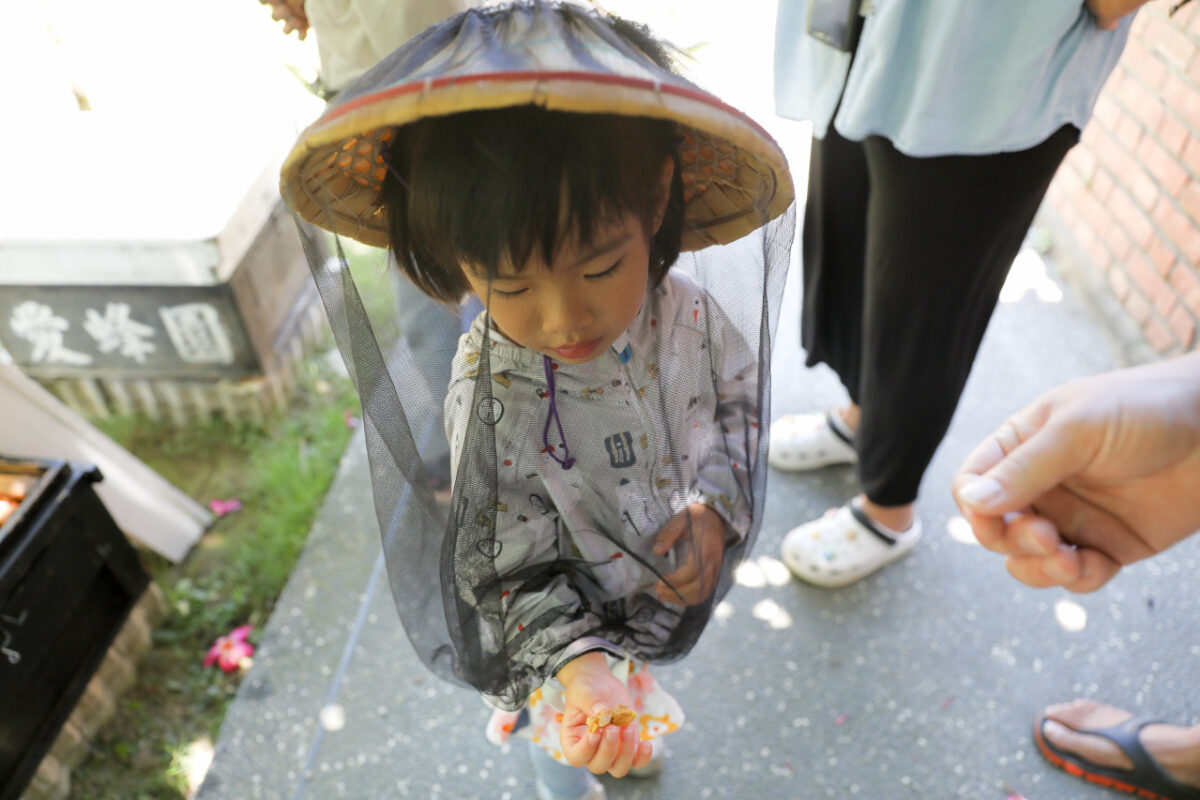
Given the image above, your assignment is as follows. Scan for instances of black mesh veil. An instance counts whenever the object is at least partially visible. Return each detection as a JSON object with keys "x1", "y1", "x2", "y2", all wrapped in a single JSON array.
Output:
[{"x1": 286, "y1": 1, "x2": 796, "y2": 711}]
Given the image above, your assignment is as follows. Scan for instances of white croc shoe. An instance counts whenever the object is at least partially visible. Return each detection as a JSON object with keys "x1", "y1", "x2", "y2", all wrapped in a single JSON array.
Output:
[
  {"x1": 768, "y1": 410, "x2": 858, "y2": 472},
  {"x1": 780, "y1": 502, "x2": 921, "y2": 588}
]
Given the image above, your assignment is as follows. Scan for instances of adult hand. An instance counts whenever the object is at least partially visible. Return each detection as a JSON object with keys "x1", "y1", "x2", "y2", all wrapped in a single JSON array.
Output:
[
  {"x1": 952, "y1": 353, "x2": 1200, "y2": 593},
  {"x1": 653, "y1": 503, "x2": 726, "y2": 605},
  {"x1": 1085, "y1": 0, "x2": 1150, "y2": 30},
  {"x1": 260, "y1": 0, "x2": 309, "y2": 39},
  {"x1": 556, "y1": 653, "x2": 653, "y2": 777}
]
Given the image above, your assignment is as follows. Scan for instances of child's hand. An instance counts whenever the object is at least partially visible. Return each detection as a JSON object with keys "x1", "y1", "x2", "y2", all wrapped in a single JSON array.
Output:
[
  {"x1": 259, "y1": 0, "x2": 309, "y2": 39},
  {"x1": 653, "y1": 503, "x2": 726, "y2": 605},
  {"x1": 556, "y1": 653, "x2": 653, "y2": 777}
]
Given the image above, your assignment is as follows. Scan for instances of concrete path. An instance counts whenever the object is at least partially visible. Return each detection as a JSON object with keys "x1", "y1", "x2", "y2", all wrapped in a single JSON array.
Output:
[{"x1": 197, "y1": 224, "x2": 1200, "y2": 799}]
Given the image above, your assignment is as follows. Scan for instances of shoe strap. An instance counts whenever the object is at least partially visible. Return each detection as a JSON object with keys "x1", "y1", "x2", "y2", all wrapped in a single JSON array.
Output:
[
  {"x1": 825, "y1": 410, "x2": 855, "y2": 447},
  {"x1": 848, "y1": 503, "x2": 898, "y2": 546}
]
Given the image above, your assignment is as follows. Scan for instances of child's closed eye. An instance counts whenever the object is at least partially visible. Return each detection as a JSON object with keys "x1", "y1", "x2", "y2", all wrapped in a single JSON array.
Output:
[
  {"x1": 492, "y1": 286, "x2": 528, "y2": 298},
  {"x1": 585, "y1": 258, "x2": 623, "y2": 280}
]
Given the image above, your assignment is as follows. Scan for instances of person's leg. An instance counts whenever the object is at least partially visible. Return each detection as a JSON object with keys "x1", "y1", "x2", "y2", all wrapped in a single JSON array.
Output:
[
  {"x1": 800, "y1": 123, "x2": 871, "y2": 398},
  {"x1": 529, "y1": 740, "x2": 604, "y2": 800},
  {"x1": 767, "y1": 124, "x2": 870, "y2": 473},
  {"x1": 854, "y1": 124, "x2": 1081, "y2": 515},
  {"x1": 781, "y1": 125, "x2": 1080, "y2": 586},
  {"x1": 1037, "y1": 699, "x2": 1200, "y2": 792}
]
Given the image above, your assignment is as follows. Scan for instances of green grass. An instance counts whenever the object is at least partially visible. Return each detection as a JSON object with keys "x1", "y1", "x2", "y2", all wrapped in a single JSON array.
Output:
[{"x1": 68, "y1": 356, "x2": 359, "y2": 799}]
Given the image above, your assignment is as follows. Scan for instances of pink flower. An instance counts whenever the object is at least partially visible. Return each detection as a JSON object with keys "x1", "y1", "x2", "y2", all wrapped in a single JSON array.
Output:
[
  {"x1": 208, "y1": 498, "x2": 243, "y2": 516},
  {"x1": 204, "y1": 625, "x2": 255, "y2": 672}
]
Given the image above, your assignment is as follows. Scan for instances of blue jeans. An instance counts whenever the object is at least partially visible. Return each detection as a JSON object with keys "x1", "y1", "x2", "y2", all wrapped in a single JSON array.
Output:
[{"x1": 529, "y1": 740, "x2": 594, "y2": 799}]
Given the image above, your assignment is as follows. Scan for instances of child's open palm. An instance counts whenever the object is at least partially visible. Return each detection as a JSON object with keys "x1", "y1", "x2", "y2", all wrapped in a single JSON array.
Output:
[{"x1": 557, "y1": 654, "x2": 653, "y2": 776}]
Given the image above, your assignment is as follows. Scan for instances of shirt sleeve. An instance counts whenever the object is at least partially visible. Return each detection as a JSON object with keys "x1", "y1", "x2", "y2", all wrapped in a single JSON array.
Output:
[{"x1": 688, "y1": 296, "x2": 759, "y2": 544}]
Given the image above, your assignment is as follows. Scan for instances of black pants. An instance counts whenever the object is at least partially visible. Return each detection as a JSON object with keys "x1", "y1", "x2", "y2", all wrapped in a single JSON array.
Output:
[{"x1": 801, "y1": 123, "x2": 1079, "y2": 506}]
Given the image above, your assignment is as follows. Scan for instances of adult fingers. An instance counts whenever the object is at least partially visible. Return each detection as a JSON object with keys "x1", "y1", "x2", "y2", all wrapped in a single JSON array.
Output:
[
  {"x1": 1004, "y1": 546, "x2": 1121, "y2": 593},
  {"x1": 1025, "y1": 486, "x2": 1157, "y2": 565},
  {"x1": 956, "y1": 410, "x2": 1092, "y2": 518}
]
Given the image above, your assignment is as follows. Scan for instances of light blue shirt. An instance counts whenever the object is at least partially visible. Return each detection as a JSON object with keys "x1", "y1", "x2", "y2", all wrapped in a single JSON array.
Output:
[{"x1": 774, "y1": 0, "x2": 1133, "y2": 156}]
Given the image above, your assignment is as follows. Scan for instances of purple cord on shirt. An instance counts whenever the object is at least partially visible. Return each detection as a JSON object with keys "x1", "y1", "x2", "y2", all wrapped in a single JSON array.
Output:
[{"x1": 542, "y1": 355, "x2": 575, "y2": 470}]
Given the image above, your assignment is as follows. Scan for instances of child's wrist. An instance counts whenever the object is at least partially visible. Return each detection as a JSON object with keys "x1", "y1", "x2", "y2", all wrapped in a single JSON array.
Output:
[{"x1": 554, "y1": 650, "x2": 610, "y2": 687}]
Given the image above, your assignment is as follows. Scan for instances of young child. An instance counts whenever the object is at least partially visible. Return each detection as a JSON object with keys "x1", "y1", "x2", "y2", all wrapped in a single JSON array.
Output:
[{"x1": 281, "y1": 4, "x2": 794, "y2": 798}]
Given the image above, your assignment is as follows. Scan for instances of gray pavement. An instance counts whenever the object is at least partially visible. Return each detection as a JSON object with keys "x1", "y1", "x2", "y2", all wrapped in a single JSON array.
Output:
[{"x1": 198, "y1": 236, "x2": 1200, "y2": 800}]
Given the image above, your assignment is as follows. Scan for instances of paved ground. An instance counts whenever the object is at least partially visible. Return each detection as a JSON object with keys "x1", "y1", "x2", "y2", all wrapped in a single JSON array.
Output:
[
  {"x1": 196, "y1": 214, "x2": 1200, "y2": 799},
  {"x1": 194, "y1": 5, "x2": 1200, "y2": 798}
]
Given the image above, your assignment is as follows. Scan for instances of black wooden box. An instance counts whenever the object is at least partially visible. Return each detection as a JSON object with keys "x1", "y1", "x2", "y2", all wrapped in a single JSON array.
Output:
[{"x1": 0, "y1": 457, "x2": 149, "y2": 800}]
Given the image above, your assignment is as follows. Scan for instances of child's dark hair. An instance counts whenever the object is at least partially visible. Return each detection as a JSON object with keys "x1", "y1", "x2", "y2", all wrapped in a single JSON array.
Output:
[
  {"x1": 381, "y1": 11, "x2": 687, "y2": 302},
  {"x1": 383, "y1": 107, "x2": 685, "y2": 303}
]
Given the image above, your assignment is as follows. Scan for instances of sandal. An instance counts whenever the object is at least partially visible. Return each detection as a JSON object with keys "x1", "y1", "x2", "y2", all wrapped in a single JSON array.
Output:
[
  {"x1": 768, "y1": 410, "x2": 857, "y2": 472},
  {"x1": 1034, "y1": 714, "x2": 1200, "y2": 800},
  {"x1": 780, "y1": 501, "x2": 921, "y2": 588}
]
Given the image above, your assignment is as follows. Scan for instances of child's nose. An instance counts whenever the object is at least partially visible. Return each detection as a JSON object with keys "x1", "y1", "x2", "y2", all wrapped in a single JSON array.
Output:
[{"x1": 541, "y1": 289, "x2": 594, "y2": 334}]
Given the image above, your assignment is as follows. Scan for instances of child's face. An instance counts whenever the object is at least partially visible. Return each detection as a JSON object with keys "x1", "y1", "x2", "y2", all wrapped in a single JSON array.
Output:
[{"x1": 463, "y1": 212, "x2": 652, "y2": 364}]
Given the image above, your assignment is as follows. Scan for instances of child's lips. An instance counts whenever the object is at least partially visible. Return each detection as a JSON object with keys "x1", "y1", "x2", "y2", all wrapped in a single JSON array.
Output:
[{"x1": 552, "y1": 337, "x2": 602, "y2": 360}]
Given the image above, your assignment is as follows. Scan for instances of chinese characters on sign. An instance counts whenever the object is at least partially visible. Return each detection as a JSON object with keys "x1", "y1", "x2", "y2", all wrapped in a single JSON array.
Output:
[
  {"x1": 7, "y1": 300, "x2": 236, "y2": 369},
  {"x1": 9, "y1": 302, "x2": 92, "y2": 366}
]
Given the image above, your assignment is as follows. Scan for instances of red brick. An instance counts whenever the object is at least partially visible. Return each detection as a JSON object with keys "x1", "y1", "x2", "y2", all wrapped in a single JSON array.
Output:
[
  {"x1": 1108, "y1": 265, "x2": 1132, "y2": 300},
  {"x1": 1117, "y1": 73, "x2": 1166, "y2": 131},
  {"x1": 1104, "y1": 222, "x2": 1134, "y2": 262},
  {"x1": 1131, "y1": 8, "x2": 1152, "y2": 37},
  {"x1": 1168, "y1": 263, "x2": 1200, "y2": 297},
  {"x1": 1184, "y1": 137, "x2": 1200, "y2": 176},
  {"x1": 1059, "y1": 199, "x2": 1081, "y2": 228},
  {"x1": 1180, "y1": 0, "x2": 1200, "y2": 31},
  {"x1": 1094, "y1": 93, "x2": 1123, "y2": 130},
  {"x1": 1137, "y1": 135, "x2": 1190, "y2": 194},
  {"x1": 1148, "y1": 234, "x2": 1178, "y2": 276},
  {"x1": 1110, "y1": 187, "x2": 1157, "y2": 246},
  {"x1": 1182, "y1": 179, "x2": 1200, "y2": 223},
  {"x1": 1181, "y1": 226, "x2": 1200, "y2": 264},
  {"x1": 1145, "y1": 317, "x2": 1177, "y2": 352},
  {"x1": 1156, "y1": 112, "x2": 1190, "y2": 154},
  {"x1": 1154, "y1": 197, "x2": 1198, "y2": 246},
  {"x1": 1091, "y1": 126, "x2": 1140, "y2": 181},
  {"x1": 1122, "y1": 36, "x2": 1168, "y2": 89},
  {"x1": 1078, "y1": 183, "x2": 1114, "y2": 234},
  {"x1": 1067, "y1": 144, "x2": 1099, "y2": 181},
  {"x1": 1116, "y1": 114, "x2": 1144, "y2": 150},
  {"x1": 1091, "y1": 167, "x2": 1116, "y2": 202},
  {"x1": 1127, "y1": 249, "x2": 1174, "y2": 309},
  {"x1": 1162, "y1": 74, "x2": 1200, "y2": 132},
  {"x1": 1057, "y1": 162, "x2": 1086, "y2": 197},
  {"x1": 1186, "y1": 284, "x2": 1200, "y2": 318},
  {"x1": 1149, "y1": 13, "x2": 1198, "y2": 69},
  {"x1": 1125, "y1": 288, "x2": 1153, "y2": 324},
  {"x1": 1169, "y1": 304, "x2": 1197, "y2": 347},
  {"x1": 1075, "y1": 218, "x2": 1098, "y2": 249},
  {"x1": 1087, "y1": 237, "x2": 1114, "y2": 271},
  {"x1": 1130, "y1": 167, "x2": 1161, "y2": 209}
]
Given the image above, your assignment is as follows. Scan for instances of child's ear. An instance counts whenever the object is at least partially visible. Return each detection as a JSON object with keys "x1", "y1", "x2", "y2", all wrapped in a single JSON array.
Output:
[{"x1": 652, "y1": 155, "x2": 675, "y2": 234}]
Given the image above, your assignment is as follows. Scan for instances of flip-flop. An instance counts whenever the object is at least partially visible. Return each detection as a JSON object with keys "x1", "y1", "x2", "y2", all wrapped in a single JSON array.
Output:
[{"x1": 1034, "y1": 714, "x2": 1200, "y2": 800}]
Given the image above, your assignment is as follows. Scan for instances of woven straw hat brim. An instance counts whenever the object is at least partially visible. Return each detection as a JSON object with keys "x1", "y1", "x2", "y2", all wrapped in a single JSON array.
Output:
[{"x1": 280, "y1": 3, "x2": 794, "y2": 251}]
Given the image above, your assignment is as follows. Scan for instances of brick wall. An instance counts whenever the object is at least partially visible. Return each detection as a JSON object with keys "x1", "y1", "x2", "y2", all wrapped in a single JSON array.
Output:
[{"x1": 1046, "y1": 0, "x2": 1200, "y2": 354}]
